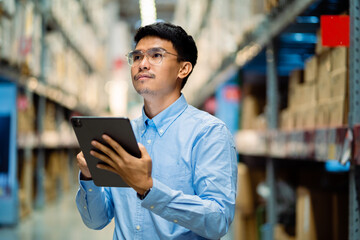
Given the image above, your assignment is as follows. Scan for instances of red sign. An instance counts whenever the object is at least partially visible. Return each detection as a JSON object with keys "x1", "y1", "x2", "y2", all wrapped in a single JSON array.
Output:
[
  {"x1": 223, "y1": 85, "x2": 241, "y2": 103},
  {"x1": 321, "y1": 15, "x2": 350, "y2": 47}
]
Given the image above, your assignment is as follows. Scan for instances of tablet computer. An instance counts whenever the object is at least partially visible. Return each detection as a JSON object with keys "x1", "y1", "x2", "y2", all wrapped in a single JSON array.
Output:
[{"x1": 71, "y1": 116, "x2": 141, "y2": 187}]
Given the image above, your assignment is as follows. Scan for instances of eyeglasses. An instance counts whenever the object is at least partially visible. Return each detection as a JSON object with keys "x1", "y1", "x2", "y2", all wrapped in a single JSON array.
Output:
[{"x1": 125, "y1": 47, "x2": 179, "y2": 67}]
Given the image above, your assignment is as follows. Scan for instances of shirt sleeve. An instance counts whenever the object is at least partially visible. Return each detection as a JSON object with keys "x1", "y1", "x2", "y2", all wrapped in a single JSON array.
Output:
[
  {"x1": 75, "y1": 172, "x2": 114, "y2": 230},
  {"x1": 141, "y1": 124, "x2": 238, "y2": 239}
]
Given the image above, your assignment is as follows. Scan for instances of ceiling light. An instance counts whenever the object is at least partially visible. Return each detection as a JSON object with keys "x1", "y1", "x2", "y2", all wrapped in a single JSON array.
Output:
[{"x1": 139, "y1": 0, "x2": 157, "y2": 26}]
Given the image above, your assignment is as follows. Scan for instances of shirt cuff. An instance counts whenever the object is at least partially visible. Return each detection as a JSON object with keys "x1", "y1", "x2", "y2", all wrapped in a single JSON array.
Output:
[
  {"x1": 141, "y1": 178, "x2": 176, "y2": 213},
  {"x1": 78, "y1": 171, "x2": 101, "y2": 194}
]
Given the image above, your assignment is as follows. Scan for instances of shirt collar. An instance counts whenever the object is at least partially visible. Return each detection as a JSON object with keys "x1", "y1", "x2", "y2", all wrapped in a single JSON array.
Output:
[{"x1": 140, "y1": 94, "x2": 188, "y2": 137}]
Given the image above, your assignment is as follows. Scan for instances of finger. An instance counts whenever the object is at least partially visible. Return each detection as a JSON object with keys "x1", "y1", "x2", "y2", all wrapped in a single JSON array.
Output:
[
  {"x1": 77, "y1": 151, "x2": 85, "y2": 161},
  {"x1": 96, "y1": 163, "x2": 120, "y2": 176},
  {"x1": 90, "y1": 150, "x2": 117, "y2": 169},
  {"x1": 102, "y1": 134, "x2": 128, "y2": 158},
  {"x1": 91, "y1": 140, "x2": 118, "y2": 160},
  {"x1": 77, "y1": 152, "x2": 86, "y2": 166},
  {"x1": 138, "y1": 143, "x2": 149, "y2": 158}
]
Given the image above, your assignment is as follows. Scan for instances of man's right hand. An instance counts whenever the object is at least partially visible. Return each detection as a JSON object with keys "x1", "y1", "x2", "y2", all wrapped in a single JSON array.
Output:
[{"x1": 77, "y1": 151, "x2": 92, "y2": 180}]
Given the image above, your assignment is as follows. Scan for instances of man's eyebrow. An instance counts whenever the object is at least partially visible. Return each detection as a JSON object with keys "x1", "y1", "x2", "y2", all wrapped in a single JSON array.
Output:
[
  {"x1": 149, "y1": 47, "x2": 165, "y2": 51},
  {"x1": 133, "y1": 47, "x2": 165, "y2": 52}
]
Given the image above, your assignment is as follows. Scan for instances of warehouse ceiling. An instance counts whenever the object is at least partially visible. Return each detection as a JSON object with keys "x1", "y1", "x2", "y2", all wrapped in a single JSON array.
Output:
[{"x1": 118, "y1": 0, "x2": 178, "y2": 34}]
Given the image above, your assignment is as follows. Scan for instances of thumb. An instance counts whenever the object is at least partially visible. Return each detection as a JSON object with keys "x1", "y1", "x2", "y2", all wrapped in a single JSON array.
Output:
[{"x1": 138, "y1": 143, "x2": 149, "y2": 158}]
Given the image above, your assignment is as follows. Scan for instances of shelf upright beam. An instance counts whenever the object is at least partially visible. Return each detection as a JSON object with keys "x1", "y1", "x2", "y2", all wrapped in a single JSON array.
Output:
[
  {"x1": 349, "y1": 0, "x2": 360, "y2": 239},
  {"x1": 35, "y1": 0, "x2": 48, "y2": 209},
  {"x1": 266, "y1": 43, "x2": 279, "y2": 130},
  {"x1": 265, "y1": 40, "x2": 279, "y2": 238}
]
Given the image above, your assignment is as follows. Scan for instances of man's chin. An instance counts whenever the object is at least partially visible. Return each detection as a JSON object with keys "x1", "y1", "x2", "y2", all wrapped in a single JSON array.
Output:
[{"x1": 136, "y1": 88, "x2": 156, "y2": 96}]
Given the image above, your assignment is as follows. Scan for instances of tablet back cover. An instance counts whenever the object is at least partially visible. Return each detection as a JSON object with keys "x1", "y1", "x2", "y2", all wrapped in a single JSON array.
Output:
[{"x1": 71, "y1": 117, "x2": 141, "y2": 187}]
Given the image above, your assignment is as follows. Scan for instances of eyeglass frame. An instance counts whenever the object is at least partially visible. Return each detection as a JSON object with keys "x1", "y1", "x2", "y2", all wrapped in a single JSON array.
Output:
[{"x1": 125, "y1": 47, "x2": 182, "y2": 67}]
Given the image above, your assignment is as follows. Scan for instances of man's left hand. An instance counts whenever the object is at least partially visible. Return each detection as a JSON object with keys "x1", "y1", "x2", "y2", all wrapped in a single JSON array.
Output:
[{"x1": 90, "y1": 134, "x2": 153, "y2": 195}]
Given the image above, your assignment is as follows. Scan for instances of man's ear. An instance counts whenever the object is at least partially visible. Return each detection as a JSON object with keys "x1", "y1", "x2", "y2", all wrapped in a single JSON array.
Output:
[{"x1": 178, "y1": 62, "x2": 193, "y2": 79}]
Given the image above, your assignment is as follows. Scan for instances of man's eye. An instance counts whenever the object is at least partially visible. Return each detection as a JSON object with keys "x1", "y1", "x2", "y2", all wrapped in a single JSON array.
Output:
[
  {"x1": 133, "y1": 54, "x2": 142, "y2": 61},
  {"x1": 152, "y1": 53, "x2": 163, "y2": 59}
]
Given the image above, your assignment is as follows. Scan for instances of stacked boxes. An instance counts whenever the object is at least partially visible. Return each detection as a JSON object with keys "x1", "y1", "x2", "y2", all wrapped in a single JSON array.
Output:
[
  {"x1": 280, "y1": 29, "x2": 348, "y2": 130},
  {"x1": 295, "y1": 186, "x2": 348, "y2": 239},
  {"x1": 17, "y1": 94, "x2": 36, "y2": 135},
  {"x1": 0, "y1": 0, "x2": 109, "y2": 112},
  {"x1": 44, "y1": 151, "x2": 71, "y2": 203},
  {"x1": 18, "y1": 152, "x2": 35, "y2": 219},
  {"x1": 234, "y1": 163, "x2": 260, "y2": 240}
]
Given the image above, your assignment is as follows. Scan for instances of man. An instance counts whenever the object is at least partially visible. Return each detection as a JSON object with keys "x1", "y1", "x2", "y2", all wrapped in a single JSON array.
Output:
[{"x1": 76, "y1": 22, "x2": 237, "y2": 240}]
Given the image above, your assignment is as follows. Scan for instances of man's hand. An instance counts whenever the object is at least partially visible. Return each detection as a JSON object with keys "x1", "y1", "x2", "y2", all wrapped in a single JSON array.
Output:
[
  {"x1": 90, "y1": 134, "x2": 153, "y2": 195},
  {"x1": 77, "y1": 151, "x2": 92, "y2": 179}
]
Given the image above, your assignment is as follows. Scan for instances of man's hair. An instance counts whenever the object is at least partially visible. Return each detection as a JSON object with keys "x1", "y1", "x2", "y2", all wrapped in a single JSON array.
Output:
[{"x1": 134, "y1": 22, "x2": 198, "y2": 89}]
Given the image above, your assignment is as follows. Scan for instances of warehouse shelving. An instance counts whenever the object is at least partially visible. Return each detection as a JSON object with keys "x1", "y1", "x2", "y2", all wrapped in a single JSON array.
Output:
[
  {"x1": 0, "y1": 65, "x2": 97, "y2": 115},
  {"x1": 186, "y1": 0, "x2": 359, "y2": 239},
  {"x1": 235, "y1": 127, "x2": 349, "y2": 162},
  {"x1": 0, "y1": 0, "x2": 109, "y2": 225},
  {"x1": 191, "y1": 0, "x2": 318, "y2": 108},
  {"x1": 45, "y1": 15, "x2": 96, "y2": 74}
]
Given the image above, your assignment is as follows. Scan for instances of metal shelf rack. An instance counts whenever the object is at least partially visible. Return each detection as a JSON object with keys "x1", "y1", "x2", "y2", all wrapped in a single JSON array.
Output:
[
  {"x1": 195, "y1": 0, "x2": 359, "y2": 238},
  {"x1": 0, "y1": 0, "x2": 106, "y2": 224}
]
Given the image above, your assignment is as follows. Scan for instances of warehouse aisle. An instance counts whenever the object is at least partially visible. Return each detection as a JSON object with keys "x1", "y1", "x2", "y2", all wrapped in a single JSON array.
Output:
[{"x1": 0, "y1": 187, "x2": 114, "y2": 240}]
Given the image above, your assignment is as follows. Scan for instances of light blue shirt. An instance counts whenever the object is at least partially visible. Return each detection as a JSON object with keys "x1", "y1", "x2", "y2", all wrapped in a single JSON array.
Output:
[{"x1": 76, "y1": 94, "x2": 238, "y2": 240}]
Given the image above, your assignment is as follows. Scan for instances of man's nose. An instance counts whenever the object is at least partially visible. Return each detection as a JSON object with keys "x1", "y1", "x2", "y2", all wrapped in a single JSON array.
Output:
[{"x1": 139, "y1": 55, "x2": 150, "y2": 69}]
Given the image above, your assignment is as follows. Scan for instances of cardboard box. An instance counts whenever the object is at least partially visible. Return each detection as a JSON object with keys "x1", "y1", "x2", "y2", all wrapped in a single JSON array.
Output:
[
  {"x1": 289, "y1": 69, "x2": 304, "y2": 92},
  {"x1": 296, "y1": 187, "x2": 317, "y2": 240},
  {"x1": 316, "y1": 103, "x2": 330, "y2": 128},
  {"x1": 317, "y1": 79, "x2": 332, "y2": 104},
  {"x1": 331, "y1": 70, "x2": 348, "y2": 99},
  {"x1": 304, "y1": 56, "x2": 317, "y2": 83},
  {"x1": 294, "y1": 108, "x2": 306, "y2": 130},
  {"x1": 280, "y1": 109, "x2": 295, "y2": 131},
  {"x1": 288, "y1": 70, "x2": 304, "y2": 109},
  {"x1": 236, "y1": 163, "x2": 254, "y2": 215},
  {"x1": 329, "y1": 97, "x2": 348, "y2": 127},
  {"x1": 233, "y1": 209, "x2": 258, "y2": 240},
  {"x1": 318, "y1": 51, "x2": 332, "y2": 82},
  {"x1": 19, "y1": 152, "x2": 35, "y2": 219},
  {"x1": 296, "y1": 187, "x2": 347, "y2": 240},
  {"x1": 303, "y1": 106, "x2": 317, "y2": 129},
  {"x1": 289, "y1": 84, "x2": 306, "y2": 109},
  {"x1": 303, "y1": 84, "x2": 317, "y2": 106},
  {"x1": 315, "y1": 29, "x2": 330, "y2": 55},
  {"x1": 241, "y1": 95, "x2": 262, "y2": 130},
  {"x1": 331, "y1": 47, "x2": 348, "y2": 71}
]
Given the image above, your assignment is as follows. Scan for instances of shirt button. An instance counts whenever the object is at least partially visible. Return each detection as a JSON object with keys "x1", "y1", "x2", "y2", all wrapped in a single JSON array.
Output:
[
  {"x1": 147, "y1": 140, "x2": 151, "y2": 144},
  {"x1": 159, "y1": 129, "x2": 164, "y2": 134},
  {"x1": 84, "y1": 206, "x2": 87, "y2": 210},
  {"x1": 136, "y1": 225, "x2": 141, "y2": 230},
  {"x1": 88, "y1": 189, "x2": 93, "y2": 192},
  {"x1": 141, "y1": 130, "x2": 145, "y2": 134},
  {"x1": 173, "y1": 220, "x2": 178, "y2": 223},
  {"x1": 150, "y1": 205, "x2": 154, "y2": 209}
]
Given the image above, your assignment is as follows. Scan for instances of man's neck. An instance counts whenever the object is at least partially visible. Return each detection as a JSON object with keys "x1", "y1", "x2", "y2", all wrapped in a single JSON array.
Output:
[{"x1": 143, "y1": 93, "x2": 181, "y2": 119}]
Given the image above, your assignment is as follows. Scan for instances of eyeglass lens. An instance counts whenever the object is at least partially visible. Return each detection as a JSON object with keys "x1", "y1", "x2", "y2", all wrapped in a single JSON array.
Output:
[{"x1": 128, "y1": 48, "x2": 165, "y2": 66}]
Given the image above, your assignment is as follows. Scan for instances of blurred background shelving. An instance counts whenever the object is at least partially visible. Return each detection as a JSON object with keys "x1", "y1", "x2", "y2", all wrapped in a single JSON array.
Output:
[{"x1": 0, "y1": 0, "x2": 359, "y2": 239}]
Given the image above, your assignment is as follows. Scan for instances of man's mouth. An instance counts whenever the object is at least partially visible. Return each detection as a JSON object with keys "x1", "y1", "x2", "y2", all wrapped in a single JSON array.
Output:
[{"x1": 134, "y1": 73, "x2": 155, "y2": 81}]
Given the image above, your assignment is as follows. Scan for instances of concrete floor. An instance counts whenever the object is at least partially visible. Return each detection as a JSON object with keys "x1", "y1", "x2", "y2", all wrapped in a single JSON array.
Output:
[{"x1": 0, "y1": 188, "x2": 114, "y2": 240}]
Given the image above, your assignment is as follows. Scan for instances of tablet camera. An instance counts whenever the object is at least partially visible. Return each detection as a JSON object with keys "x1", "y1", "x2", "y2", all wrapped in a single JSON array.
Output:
[{"x1": 72, "y1": 118, "x2": 82, "y2": 128}]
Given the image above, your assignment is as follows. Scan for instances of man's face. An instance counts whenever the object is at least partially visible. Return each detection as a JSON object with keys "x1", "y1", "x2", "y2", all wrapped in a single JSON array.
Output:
[{"x1": 131, "y1": 36, "x2": 183, "y2": 98}]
